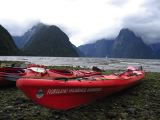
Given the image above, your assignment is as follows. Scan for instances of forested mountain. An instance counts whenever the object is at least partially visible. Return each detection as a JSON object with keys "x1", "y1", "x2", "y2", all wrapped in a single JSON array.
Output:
[
  {"x1": 0, "y1": 25, "x2": 20, "y2": 55},
  {"x1": 23, "y1": 23, "x2": 79, "y2": 57},
  {"x1": 79, "y1": 39, "x2": 114, "y2": 57},
  {"x1": 111, "y1": 28, "x2": 152, "y2": 58}
]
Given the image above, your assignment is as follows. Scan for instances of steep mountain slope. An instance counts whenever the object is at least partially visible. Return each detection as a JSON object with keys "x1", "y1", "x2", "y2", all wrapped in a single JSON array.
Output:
[
  {"x1": 13, "y1": 23, "x2": 43, "y2": 49},
  {"x1": 78, "y1": 39, "x2": 114, "y2": 57},
  {"x1": 0, "y1": 25, "x2": 19, "y2": 55},
  {"x1": 72, "y1": 45, "x2": 85, "y2": 57},
  {"x1": 150, "y1": 43, "x2": 160, "y2": 58},
  {"x1": 23, "y1": 24, "x2": 79, "y2": 57},
  {"x1": 79, "y1": 28, "x2": 153, "y2": 59},
  {"x1": 111, "y1": 28, "x2": 152, "y2": 59}
]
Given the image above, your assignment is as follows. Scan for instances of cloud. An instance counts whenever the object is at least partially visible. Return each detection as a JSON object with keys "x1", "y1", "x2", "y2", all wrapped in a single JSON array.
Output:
[
  {"x1": 108, "y1": 0, "x2": 130, "y2": 7},
  {"x1": 0, "y1": 0, "x2": 159, "y2": 46},
  {"x1": 0, "y1": 19, "x2": 39, "y2": 36},
  {"x1": 122, "y1": 0, "x2": 160, "y2": 44}
]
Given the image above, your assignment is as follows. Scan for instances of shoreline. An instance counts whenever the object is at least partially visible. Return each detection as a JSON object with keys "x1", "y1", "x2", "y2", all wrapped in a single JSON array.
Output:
[{"x1": 0, "y1": 56, "x2": 160, "y2": 72}]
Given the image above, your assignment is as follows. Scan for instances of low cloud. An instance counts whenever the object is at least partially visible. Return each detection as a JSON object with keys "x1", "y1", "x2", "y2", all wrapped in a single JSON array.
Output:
[
  {"x1": 0, "y1": 0, "x2": 159, "y2": 46},
  {"x1": 0, "y1": 19, "x2": 39, "y2": 36},
  {"x1": 121, "y1": 0, "x2": 160, "y2": 44}
]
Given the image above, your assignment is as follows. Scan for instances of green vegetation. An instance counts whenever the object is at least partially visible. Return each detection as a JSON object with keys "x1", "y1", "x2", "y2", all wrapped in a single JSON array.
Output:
[
  {"x1": 46, "y1": 65, "x2": 90, "y2": 70},
  {"x1": 0, "y1": 61, "x2": 26, "y2": 68},
  {"x1": 0, "y1": 25, "x2": 20, "y2": 55},
  {"x1": 0, "y1": 63, "x2": 159, "y2": 119}
]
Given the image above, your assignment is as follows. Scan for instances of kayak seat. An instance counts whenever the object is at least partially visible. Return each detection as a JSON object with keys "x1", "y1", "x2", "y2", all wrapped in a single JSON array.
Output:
[
  {"x1": 49, "y1": 69, "x2": 73, "y2": 76},
  {"x1": 27, "y1": 67, "x2": 47, "y2": 76},
  {"x1": 55, "y1": 77, "x2": 68, "y2": 81}
]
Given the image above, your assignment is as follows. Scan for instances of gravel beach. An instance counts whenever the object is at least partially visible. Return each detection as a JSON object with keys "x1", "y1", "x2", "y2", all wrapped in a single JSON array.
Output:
[{"x1": 0, "y1": 72, "x2": 160, "y2": 120}]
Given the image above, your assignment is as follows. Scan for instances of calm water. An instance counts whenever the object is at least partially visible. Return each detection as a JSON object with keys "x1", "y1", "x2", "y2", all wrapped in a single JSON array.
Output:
[{"x1": 0, "y1": 56, "x2": 160, "y2": 72}]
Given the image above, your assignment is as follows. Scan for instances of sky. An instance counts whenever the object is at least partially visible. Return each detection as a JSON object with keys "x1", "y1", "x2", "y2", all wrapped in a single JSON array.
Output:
[{"x1": 0, "y1": 0, "x2": 160, "y2": 46}]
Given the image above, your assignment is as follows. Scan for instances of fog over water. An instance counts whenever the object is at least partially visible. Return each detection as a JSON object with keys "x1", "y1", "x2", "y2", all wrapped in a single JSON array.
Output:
[{"x1": 0, "y1": 56, "x2": 160, "y2": 72}]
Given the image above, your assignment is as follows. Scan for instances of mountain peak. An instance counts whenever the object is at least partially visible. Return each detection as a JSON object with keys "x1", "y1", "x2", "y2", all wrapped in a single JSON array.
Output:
[
  {"x1": 0, "y1": 24, "x2": 3, "y2": 28},
  {"x1": 111, "y1": 28, "x2": 152, "y2": 58},
  {"x1": 118, "y1": 28, "x2": 136, "y2": 38},
  {"x1": 32, "y1": 23, "x2": 62, "y2": 34},
  {"x1": 22, "y1": 23, "x2": 79, "y2": 57}
]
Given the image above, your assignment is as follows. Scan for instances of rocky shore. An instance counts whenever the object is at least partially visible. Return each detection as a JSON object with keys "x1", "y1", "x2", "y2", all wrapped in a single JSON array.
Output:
[{"x1": 0, "y1": 71, "x2": 160, "y2": 120}]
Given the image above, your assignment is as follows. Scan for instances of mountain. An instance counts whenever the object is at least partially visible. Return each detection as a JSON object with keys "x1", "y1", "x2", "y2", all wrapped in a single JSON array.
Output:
[
  {"x1": 111, "y1": 28, "x2": 152, "y2": 59},
  {"x1": 0, "y1": 25, "x2": 19, "y2": 55},
  {"x1": 23, "y1": 23, "x2": 79, "y2": 57},
  {"x1": 13, "y1": 24, "x2": 41, "y2": 49},
  {"x1": 78, "y1": 39, "x2": 114, "y2": 57},
  {"x1": 72, "y1": 45, "x2": 85, "y2": 57},
  {"x1": 79, "y1": 28, "x2": 153, "y2": 59},
  {"x1": 150, "y1": 43, "x2": 160, "y2": 58}
]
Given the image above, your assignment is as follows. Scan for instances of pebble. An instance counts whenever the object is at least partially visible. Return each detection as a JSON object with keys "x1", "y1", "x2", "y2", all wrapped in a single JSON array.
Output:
[
  {"x1": 4, "y1": 106, "x2": 14, "y2": 111},
  {"x1": 126, "y1": 108, "x2": 136, "y2": 114},
  {"x1": 106, "y1": 111, "x2": 117, "y2": 118},
  {"x1": 0, "y1": 72, "x2": 160, "y2": 120},
  {"x1": 120, "y1": 112, "x2": 128, "y2": 119}
]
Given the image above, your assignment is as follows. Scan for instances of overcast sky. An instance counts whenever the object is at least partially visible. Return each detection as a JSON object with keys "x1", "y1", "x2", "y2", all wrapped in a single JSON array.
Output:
[{"x1": 0, "y1": 0, "x2": 159, "y2": 46}]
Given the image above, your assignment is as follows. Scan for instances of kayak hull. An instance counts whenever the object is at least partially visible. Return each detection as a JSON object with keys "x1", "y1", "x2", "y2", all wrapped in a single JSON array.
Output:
[
  {"x1": 17, "y1": 69, "x2": 144, "y2": 110},
  {"x1": 0, "y1": 68, "x2": 25, "y2": 86},
  {"x1": 0, "y1": 75, "x2": 13, "y2": 86}
]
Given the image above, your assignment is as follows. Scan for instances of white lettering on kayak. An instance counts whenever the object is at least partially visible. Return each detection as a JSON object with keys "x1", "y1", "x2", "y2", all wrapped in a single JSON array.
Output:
[
  {"x1": 47, "y1": 88, "x2": 68, "y2": 95},
  {"x1": 47, "y1": 88, "x2": 102, "y2": 95}
]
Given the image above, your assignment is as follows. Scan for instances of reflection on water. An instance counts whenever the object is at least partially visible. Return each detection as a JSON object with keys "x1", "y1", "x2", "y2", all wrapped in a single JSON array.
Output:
[{"x1": 0, "y1": 56, "x2": 160, "y2": 72}]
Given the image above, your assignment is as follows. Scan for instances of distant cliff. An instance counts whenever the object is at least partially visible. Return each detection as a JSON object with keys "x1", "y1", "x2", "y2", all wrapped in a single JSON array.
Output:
[
  {"x1": 79, "y1": 28, "x2": 154, "y2": 59},
  {"x1": 13, "y1": 25, "x2": 37, "y2": 49},
  {"x1": 21, "y1": 23, "x2": 79, "y2": 57},
  {"x1": 111, "y1": 28, "x2": 152, "y2": 58},
  {"x1": 0, "y1": 25, "x2": 19, "y2": 55},
  {"x1": 150, "y1": 43, "x2": 160, "y2": 59},
  {"x1": 78, "y1": 39, "x2": 114, "y2": 57}
]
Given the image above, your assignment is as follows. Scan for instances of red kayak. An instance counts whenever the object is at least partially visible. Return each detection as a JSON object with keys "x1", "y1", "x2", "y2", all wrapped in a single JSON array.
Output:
[
  {"x1": 24, "y1": 65, "x2": 101, "y2": 79},
  {"x1": 0, "y1": 67, "x2": 25, "y2": 86},
  {"x1": 0, "y1": 65, "x2": 101, "y2": 86},
  {"x1": 16, "y1": 66, "x2": 144, "y2": 110}
]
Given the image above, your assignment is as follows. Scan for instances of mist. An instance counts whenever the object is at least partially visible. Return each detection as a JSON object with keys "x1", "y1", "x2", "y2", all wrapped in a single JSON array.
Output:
[{"x1": 0, "y1": 0, "x2": 159, "y2": 46}]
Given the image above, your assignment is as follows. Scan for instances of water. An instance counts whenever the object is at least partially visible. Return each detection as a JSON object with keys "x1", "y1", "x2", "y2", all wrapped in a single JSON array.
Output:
[{"x1": 0, "y1": 56, "x2": 160, "y2": 72}]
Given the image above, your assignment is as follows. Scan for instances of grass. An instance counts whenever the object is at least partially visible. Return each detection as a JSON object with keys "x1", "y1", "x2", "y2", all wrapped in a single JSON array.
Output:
[{"x1": 0, "y1": 61, "x2": 26, "y2": 68}]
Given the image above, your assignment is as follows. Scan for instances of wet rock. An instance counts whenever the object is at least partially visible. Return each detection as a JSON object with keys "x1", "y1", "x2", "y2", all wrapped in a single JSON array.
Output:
[
  {"x1": 54, "y1": 114, "x2": 60, "y2": 119},
  {"x1": 15, "y1": 113, "x2": 25, "y2": 120},
  {"x1": 106, "y1": 111, "x2": 117, "y2": 119},
  {"x1": 14, "y1": 98, "x2": 25, "y2": 105},
  {"x1": 121, "y1": 104, "x2": 127, "y2": 107},
  {"x1": 0, "y1": 110, "x2": 3, "y2": 114},
  {"x1": 0, "y1": 115, "x2": 10, "y2": 120},
  {"x1": 17, "y1": 117, "x2": 25, "y2": 120},
  {"x1": 14, "y1": 98, "x2": 30, "y2": 105},
  {"x1": 4, "y1": 106, "x2": 14, "y2": 111},
  {"x1": 120, "y1": 112, "x2": 128, "y2": 119},
  {"x1": 130, "y1": 91, "x2": 139, "y2": 96},
  {"x1": 126, "y1": 108, "x2": 136, "y2": 114}
]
